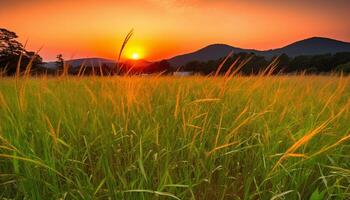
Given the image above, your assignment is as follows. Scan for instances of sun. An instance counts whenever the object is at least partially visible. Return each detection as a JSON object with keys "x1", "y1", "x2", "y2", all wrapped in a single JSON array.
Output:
[
  {"x1": 131, "y1": 52, "x2": 140, "y2": 60},
  {"x1": 125, "y1": 46, "x2": 145, "y2": 60}
]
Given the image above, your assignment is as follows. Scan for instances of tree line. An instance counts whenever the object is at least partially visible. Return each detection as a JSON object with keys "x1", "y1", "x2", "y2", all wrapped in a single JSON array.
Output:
[{"x1": 181, "y1": 52, "x2": 350, "y2": 75}]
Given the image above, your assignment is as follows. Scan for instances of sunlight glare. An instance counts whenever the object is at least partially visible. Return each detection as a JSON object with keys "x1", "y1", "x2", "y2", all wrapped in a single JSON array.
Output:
[{"x1": 132, "y1": 53, "x2": 140, "y2": 60}]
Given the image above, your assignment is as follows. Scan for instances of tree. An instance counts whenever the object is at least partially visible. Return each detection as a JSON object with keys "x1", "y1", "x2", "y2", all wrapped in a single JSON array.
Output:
[
  {"x1": 0, "y1": 28, "x2": 43, "y2": 75},
  {"x1": 276, "y1": 53, "x2": 290, "y2": 73},
  {"x1": 0, "y1": 28, "x2": 25, "y2": 56},
  {"x1": 183, "y1": 61, "x2": 202, "y2": 72},
  {"x1": 55, "y1": 54, "x2": 64, "y2": 73},
  {"x1": 336, "y1": 62, "x2": 350, "y2": 74},
  {"x1": 147, "y1": 60, "x2": 171, "y2": 74}
]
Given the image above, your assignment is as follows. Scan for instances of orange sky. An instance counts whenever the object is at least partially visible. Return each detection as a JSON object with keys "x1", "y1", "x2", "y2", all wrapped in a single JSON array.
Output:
[{"x1": 1, "y1": 0, "x2": 350, "y2": 61}]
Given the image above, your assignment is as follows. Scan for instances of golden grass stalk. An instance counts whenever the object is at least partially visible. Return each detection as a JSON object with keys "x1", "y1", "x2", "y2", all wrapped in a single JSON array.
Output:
[
  {"x1": 272, "y1": 98, "x2": 350, "y2": 171},
  {"x1": 214, "y1": 51, "x2": 233, "y2": 76}
]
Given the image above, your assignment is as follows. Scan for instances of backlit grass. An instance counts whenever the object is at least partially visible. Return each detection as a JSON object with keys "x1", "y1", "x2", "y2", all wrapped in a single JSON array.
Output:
[{"x1": 0, "y1": 75, "x2": 350, "y2": 199}]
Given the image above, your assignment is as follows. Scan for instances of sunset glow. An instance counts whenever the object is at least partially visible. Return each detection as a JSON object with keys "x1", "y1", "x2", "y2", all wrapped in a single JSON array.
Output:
[
  {"x1": 131, "y1": 53, "x2": 140, "y2": 60},
  {"x1": 1, "y1": 0, "x2": 350, "y2": 61},
  {"x1": 125, "y1": 46, "x2": 144, "y2": 60}
]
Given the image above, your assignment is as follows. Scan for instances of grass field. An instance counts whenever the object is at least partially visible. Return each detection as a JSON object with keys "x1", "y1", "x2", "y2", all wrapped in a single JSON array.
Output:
[{"x1": 0, "y1": 75, "x2": 350, "y2": 199}]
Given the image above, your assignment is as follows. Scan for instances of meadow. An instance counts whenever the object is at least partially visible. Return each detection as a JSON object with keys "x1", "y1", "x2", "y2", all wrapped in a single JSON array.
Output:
[{"x1": 0, "y1": 74, "x2": 349, "y2": 199}]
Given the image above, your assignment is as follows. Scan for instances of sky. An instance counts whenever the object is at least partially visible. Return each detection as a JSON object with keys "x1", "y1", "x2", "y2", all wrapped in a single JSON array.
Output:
[{"x1": 1, "y1": 0, "x2": 350, "y2": 61}]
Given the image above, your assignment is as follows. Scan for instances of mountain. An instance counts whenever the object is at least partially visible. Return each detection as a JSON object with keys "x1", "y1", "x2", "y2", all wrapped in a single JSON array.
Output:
[
  {"x1": 44, "y1": 58, "x2": 116, "y2": 69},
  {"x1": 168, "y1": 44, "x2": 261, "y2": 67},
  {"x1": 269, "y1": 37, "x2": 350, "y2": 57},
  {"x1": 168, "y1": 37, "x2": 350, "y2": 67},
  {"x1": 66, "y1": 58, "x2": 116, "y2": 67},
  {"x1": 44, "y1": 58, "x2": 152, "y2": 69}
]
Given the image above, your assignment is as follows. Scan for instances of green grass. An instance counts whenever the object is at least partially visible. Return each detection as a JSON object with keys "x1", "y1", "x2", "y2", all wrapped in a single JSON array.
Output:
[{"x1": 0, "y1": 75, "x2": 350, "y2": 199}]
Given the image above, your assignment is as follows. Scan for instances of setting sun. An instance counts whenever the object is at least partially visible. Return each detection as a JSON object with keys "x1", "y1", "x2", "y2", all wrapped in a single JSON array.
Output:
[
  {"x1": 125, "y1": 45, "x2": 145, "y2": 60},
  {"x1": 131, "y1": 53, "x2": 140, "y2": 60}
]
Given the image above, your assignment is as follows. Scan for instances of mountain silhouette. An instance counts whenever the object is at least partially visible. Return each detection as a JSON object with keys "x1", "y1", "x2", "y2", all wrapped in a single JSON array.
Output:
[
  {"x1": 45, "y1": 58, "x2": 152, "y2": 69},
  {"x1": 168, "y1": 37, "x2": 350, "y2": 66},
  {"x1": 269, "y1": 37, "x2": 350, "y2": 57},
  {"x1": 44, "y1": 58, "x2": 115, "y2": 69}
]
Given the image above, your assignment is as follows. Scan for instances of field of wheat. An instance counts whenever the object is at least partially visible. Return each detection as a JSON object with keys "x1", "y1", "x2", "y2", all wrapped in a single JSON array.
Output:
[{"x1": 0, "y1": 75, "x2": 349, "y2": 199}]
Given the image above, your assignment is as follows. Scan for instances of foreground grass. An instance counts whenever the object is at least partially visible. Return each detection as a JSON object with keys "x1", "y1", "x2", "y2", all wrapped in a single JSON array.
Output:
[{"x1": 0, "y1": 75, "x2": 349, "y2": 199}]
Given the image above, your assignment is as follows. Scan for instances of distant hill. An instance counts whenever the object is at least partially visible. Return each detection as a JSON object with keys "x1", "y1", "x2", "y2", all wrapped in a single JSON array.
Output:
[
  {"x1": 66, "y1": 58, "x2": 116, "y2": 67},
  {"x1": 268, "y1": 37, "x2": 350, "y2": 57},
  {"x1": 44, "y1": 58, "x2": 115, "y2": 69},
  {"x1": 168, "y1": 44, "x2": 261, "y2": 67},
  {"x1": 168, "y1": 37, "x2": 350, "y2": 67},
  {"x1": 44, "y1": 58, "x2": 152, "y2": 69}
]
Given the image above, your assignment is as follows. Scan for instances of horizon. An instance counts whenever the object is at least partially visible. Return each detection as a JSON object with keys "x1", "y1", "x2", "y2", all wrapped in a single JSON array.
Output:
[
  {"x1": 2, "y1": 0, "x2": 350, "y2": 62},
  {"x1": 43, "y1": 36, "x2": 350, "y2": 63}
]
